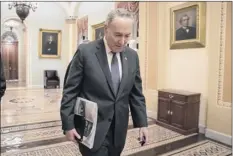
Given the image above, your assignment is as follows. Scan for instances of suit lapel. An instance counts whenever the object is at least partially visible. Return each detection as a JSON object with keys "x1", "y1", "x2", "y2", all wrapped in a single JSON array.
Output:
[
  {"x1": 95, "y1": 39, "x2": 116, "y2": 97},
  {"x1": 95, "y1": 39, "x2": 129, "y2": 99},
  {"x1": 117, "y1": 49, "x2": 128, "y2": 98}
]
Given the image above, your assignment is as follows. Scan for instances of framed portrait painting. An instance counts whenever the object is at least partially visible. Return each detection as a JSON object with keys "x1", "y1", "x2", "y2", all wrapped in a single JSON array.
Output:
[
  {"x1": 170, "y1": 2, "x2": 206, "y2": 49},
  {"x1": 39, "y1": 29, "x2": 61, "y2": 58},
  {"x1": 92, "y1": 22, "x2": 105, "y2": 40}
]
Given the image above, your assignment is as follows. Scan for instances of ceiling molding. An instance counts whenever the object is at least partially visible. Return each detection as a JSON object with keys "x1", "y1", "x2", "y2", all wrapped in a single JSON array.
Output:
[
  {"x1": 56, "y1": 2, "x2": 70, "y2": 16},
  {"x1": 57, "y1": 2, "x2": 80, "y2": 17},
  {"x1": 71, "y1": 2, "x2": 81, "y2": 16}
]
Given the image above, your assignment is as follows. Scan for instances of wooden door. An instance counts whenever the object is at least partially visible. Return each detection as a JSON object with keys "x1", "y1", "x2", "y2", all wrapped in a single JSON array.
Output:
[
  {"x1": 170, "y1": 100, "x2": 186, "y2": 129},
  {"x1": 157, "y1": 97, "x2": 171, "y2": 124},
  {"x1": 1, "y1": 41, "x2": 18, "y2": 80}
]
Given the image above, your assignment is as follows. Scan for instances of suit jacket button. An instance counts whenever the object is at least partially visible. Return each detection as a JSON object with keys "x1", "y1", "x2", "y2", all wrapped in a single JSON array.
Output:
[{"x1": 108, "y1": 118, "x2": 112, "y2": 122}]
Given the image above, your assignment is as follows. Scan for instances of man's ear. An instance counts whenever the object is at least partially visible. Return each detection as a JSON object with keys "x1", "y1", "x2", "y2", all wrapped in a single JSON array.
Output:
[{"x1": 104, "y1": 24, "x2": 108, "y2": 33}]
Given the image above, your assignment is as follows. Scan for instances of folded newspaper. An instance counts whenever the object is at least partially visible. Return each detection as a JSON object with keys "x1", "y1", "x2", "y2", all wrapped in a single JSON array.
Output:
[{"x1": 74, "y1": 97, "x2": 98, "y2": 149}]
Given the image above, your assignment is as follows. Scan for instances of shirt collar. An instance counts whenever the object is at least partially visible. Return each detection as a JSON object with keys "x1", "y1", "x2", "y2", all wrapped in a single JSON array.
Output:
[{"x1": 103, "y1": 36, "x2": 112, "y2": 53}]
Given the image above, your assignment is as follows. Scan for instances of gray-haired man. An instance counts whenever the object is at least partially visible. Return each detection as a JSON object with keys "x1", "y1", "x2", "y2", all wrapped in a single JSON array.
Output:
[{"x1": 60, "y1": 8, "x2": 148, "y2": 156}]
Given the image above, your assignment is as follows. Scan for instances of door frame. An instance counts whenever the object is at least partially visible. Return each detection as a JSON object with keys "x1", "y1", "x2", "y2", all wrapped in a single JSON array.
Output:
[
  {"x1": 1, "y1": 40, "x2": 19, "y2": 81},
  {"x1": 1, "y1": 17, "x2": 28, "y2": 87}
]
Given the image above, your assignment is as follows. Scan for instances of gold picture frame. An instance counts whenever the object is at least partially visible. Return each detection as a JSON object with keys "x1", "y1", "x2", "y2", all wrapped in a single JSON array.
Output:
[
  {"x1": 170, "y1": 2, "x2": 206, "y2": 49},
  {"x1": 92, "y1": 22, "x2": 105, "y2": 41},
  {"x1": 39, "y1": 28, "x2": 62, "y2": 58}
]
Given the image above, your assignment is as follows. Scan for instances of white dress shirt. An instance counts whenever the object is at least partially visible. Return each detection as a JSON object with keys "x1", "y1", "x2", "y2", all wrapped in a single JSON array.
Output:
[{"x1": 103, "y1": 37, "x2": 122, "y2": 80}]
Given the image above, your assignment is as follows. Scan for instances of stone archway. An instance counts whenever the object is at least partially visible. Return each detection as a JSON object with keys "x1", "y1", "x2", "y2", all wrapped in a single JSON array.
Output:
[
  {"x1": 1, "y1": 18, "x2": 28, "y2": 88},
  {"x1": 1, "y1": 28, "x2": 18, "y2": 41}
]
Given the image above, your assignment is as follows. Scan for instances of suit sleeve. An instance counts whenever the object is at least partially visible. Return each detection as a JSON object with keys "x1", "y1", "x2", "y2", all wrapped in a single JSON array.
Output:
[
  {"x1": 0, "y1": 54, "x2": 6, "y2": 100},
  {"x1": 129, "y1": 53, "x2": 148, "y2": 128},
  {"x1": 60, "y1": 48, "x2": 84, "y2": 131}
]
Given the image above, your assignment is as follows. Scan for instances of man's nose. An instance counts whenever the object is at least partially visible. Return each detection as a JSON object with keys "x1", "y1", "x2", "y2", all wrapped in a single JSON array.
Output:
[{"x1": 119, "y1": 37, "x2": 126, "y2": 45}]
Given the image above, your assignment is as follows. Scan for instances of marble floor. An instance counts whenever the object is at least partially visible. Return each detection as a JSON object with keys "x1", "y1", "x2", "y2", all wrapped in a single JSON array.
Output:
[
  {"x1": 1, "y1": 89, "x2": 62, "y2": 127},
  {"x1": 1, "y1": 88, "x2": 232, "y2": 156}
]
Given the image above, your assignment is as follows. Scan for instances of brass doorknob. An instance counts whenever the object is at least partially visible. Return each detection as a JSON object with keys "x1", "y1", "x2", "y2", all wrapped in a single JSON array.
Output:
[{"x1": 169, "y1": 94, "x2": 174, "y2": 98}]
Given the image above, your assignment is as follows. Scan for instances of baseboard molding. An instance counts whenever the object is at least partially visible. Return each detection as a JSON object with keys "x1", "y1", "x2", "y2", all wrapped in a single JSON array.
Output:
[
  {"x1": 30, "y1": 85, "x2": 63, "y2": 89},
  {"x1": 198, "y1": 124, "x2": 206, "y2": 134},
  {"x1": 6, "y1": 87, "x2": 27, "y2": 90},
  {"x1": 28, "y1": 85, "x2": 44, "y2": 89},
  {"x1": 147, "y1": 110, "x2": 157, "y2": 119},
  {"x1": 205, "y1": 128, "x2": 232, "y2": 146}
]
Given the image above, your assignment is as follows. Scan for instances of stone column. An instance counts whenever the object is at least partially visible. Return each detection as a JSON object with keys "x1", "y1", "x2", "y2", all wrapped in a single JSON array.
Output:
[
  {"x1": 139, "y1": 2, "x2": 159, "y2": 115},
  {"x1": 65, "y1": 17, "x2": 77, "y2": 64},
  {"x1": 138, "y1": 2, "x2": 148, "y2": 90}
]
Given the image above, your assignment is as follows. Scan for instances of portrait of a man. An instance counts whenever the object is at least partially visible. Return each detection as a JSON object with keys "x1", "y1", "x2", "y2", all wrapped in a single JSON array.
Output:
[
  {"x1": 175, "y1": 7, "x2": 197, "y2": 41},
  {"x1": 42, "y1": 33, "x2": 58, "y2": 55},
  {"x1": 170, "y1": 2, "x2": 206, "y2": 49},
  {"x1": 83, "y1": 120, "x2": 93, "y2": 137},
  {"x1": 92, "y1": 22, "x2": 105, "y2": 40},
  {"x1": 95, "y1": 27, "x2": 104, "y2": 40},
  {"x1": 78, "y1": 100, "x2": 86, "y2": 116},
  {"x1": 39, "y1": 29, "x2": 61, "y2": 58}
]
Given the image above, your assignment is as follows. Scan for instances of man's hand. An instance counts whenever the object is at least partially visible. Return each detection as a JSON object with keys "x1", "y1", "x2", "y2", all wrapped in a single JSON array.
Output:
[
  {"x1": 139, "y1": 127, "x2": 148, "y2": 145},
  {"x1": 65, "y1": 129, "x2": 81, "y2": 142}
]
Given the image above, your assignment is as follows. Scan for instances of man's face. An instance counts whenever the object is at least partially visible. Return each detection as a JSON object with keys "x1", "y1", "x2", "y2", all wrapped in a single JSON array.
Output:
[
  {"x1": 48, "y1": 36, "x2": 53, "y2": 42},
  {"x1": 181, "y1": 16, "x2": 189, "y2": 27},
  {"x1": 104, "y1": 17, "x2": 133, "y2": 53}
]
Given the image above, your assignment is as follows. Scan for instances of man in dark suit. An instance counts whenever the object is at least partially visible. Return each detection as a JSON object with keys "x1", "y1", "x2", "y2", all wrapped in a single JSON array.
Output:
[
  {"x1": 0, "y1": 54, "x2": 6, "y2": 102},
  {"x1": 176, "y1": 14, "x2": 196, "y2": 41},
  {"x1": 60, "y1": 8, "x2": 148, "y2": 156}
]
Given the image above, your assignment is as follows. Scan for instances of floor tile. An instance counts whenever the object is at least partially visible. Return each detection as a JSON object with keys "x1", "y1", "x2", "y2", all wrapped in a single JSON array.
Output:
[{"x1": 1, "y1": 125, "x2": 193, "y2": 156}]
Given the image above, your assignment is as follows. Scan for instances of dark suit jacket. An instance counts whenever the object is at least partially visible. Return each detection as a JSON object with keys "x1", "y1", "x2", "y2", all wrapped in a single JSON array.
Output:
[
  {"x1": 60, "y1": 39, "x2": 148, "y2": 151},
  {"x1": 43, "y1": 41, "x2": 57, "y2": 55},
  {"x1": 0, "y1": 54, "x2": 6, "y2": 101},
  {"x1": 176, "y1": 26, "x2": 196, "y2": 41}
]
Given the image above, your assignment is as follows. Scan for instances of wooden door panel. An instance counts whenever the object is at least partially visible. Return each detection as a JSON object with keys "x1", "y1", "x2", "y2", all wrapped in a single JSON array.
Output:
[
  {"x1": 170, "y1": 100, "x2": 186, "y2": 129},
  {"x1": 9, "y1": 43, "x2": 18, "y2": 80},
  {"x1": 1, "y1": 42, "x2": 18, "y2": 80},
  {"x1": 1, "y1": 44, "x2": 9, "y2": 80},
  {"x1": 158, "y1": 97, "x2": 170, "y2": 124}
]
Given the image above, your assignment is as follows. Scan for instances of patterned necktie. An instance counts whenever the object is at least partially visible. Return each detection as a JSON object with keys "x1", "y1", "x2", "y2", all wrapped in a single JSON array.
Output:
[{"x1": 111, "y1": 52, "x2": 120, "y2": 95}]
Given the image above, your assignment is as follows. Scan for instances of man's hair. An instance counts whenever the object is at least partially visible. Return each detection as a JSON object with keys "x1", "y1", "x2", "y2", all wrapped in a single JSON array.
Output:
[
  {"x1": 179, "y1": 14, "x2": 190, "y2": 24},
  {"x1": 105, "y1": 8, "x2": 134, "y2": 26}
]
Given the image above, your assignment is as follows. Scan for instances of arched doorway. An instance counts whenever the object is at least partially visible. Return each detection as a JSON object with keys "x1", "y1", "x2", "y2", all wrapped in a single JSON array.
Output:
[
  {"x1": 1, "y1": 28, "x2": 19, "y2": 81},
  {"x1": 1, "y1": 18, "x2": 27, "y2": 88}
]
